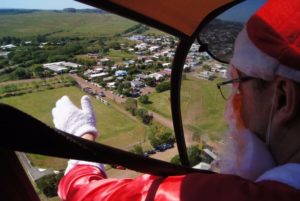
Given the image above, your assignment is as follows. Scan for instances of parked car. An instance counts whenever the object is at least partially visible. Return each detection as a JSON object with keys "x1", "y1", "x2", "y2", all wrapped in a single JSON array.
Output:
[{"x1": 146, "y1": 149, "x2": 156, "y2": 155}]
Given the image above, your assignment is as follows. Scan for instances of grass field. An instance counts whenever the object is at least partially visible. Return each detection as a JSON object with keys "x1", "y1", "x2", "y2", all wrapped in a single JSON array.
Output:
[
  {"x1": 181, "y1": 75, "x2": 227, "y2": 140},
  {"x1": 141, "y1": 90, "x2": 172, "y2": 119},
  {"x1": 0, "y1": 12, "x2": 137, "y2": 38},
  {"x1": 0, "y1": 86, "x2": 146, "y2": 169},
  {"x1": 142, "y1": 75, "x2": 227, "y2": 141},
  {"x1": 107, "y1": 49, "x2": 137, "y2": 62}
]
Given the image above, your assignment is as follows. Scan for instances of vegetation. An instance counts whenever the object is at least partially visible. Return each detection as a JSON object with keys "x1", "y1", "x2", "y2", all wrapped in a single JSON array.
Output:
[
  {"x1": 138, "y1": 95, "x2": 150, "y2": 104},
  {"x1": 0, "y1": 75, "x2": 76, "y2": 98},
  {"x1": 124, "y1": 98, "x2": 138, "y2": 114},
  {"x1": 0, "y1": 12, "x2": 137, "y2": 38},
  {"x1": 155, "y1": 81, "x2": 170, "y2": 93},
  {"x1": 171, "y1": 145, "x2": 202, "y2": 166},
  {"x1": 147, "y1": 124, "x2": 174, "y2": 148},
  {"x1": 129, "y1": 144, "x2": 144, "y2": 155},
  {"x1": 134, "y1": 108, "x2": 152, "y2": 124},
  {"x1": 0, "y1": 86, "x2": 147, "y2": 169},
  {"x1": 36, "y1": 172, "x2": 64, "y2": 198}
]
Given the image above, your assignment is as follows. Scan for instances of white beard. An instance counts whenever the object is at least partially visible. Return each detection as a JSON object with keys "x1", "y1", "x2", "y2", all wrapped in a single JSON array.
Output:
[{"x1": 215, "y1": 95, "x2": 275, "y2": 181}]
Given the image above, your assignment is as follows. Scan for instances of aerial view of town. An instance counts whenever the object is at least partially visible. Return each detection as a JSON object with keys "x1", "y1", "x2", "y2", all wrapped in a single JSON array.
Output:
[{"x1": 0, "y1": 2, "x2": 244, "y2": 200}]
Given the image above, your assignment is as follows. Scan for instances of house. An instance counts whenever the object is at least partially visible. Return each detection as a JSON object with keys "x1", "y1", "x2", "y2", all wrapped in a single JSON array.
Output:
[
  {"x1": 0, "y1": 51, "x2": 10, "y2": 58},
  {"x1": 145, "y1": 59, "x2": 153, "y2": 65},
  {"x1": 107, "y1": 82, "x2": 116, "y2": 88},
  {"x1": 111, "y1": 66, "x2": 117, "y2": 71},
  {"x1": 148, "y1": 72, "x2": 164, "y2": 81},
  {"x1": 161, "y1": 68, "x2": 172, "y2": 75},
  {"x1": 131, "y1": 80, "x2": 145, "y2": 89},
  {"x1": 1, "y1": 44, "x2": 16, "y2": 50},
  {"x1": 24, "y1": 41, "x2": 32, "y2": 45},
  {"x1": 127, "y1": 60, "x2": 135, "y2": 65},
  {"x1": 43, "y1": 63, "x2": 68, "y2": 73},
  {"x1": 162, "y1": 63, "x2": 171, "y2": 68},
  {"x1": 149, "y1": 46, "x2": 160, "y2": 52},
  {"x1": 43, "y1": 61, "x2": 81, "y2": 73},
  {"x1": 100, "y1": 58, "x2": 110, "y2": 65},
  {"x1": 135, "y1": 43, "x2": 147, "y2": 50},
  {"x1": 135, "y1": 73, "x2": 148, "y2": 80},
  {"x1": 103, "y1": 76, "x2": 114, "y2": 82},
  {"x1": 89, "y1": 72, "x2": 108, "y2": 79},
  {"x1": 93, "y1": 67, "x2": 104, "y2": 73},
  {"x1": 115, "y1": 70, "x2": 128, "y2": 77}
]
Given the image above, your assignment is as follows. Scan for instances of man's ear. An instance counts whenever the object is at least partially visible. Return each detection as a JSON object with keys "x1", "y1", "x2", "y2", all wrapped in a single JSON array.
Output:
[{"x1": 273, "y1": 77, "x2": 300, "y2": 125}]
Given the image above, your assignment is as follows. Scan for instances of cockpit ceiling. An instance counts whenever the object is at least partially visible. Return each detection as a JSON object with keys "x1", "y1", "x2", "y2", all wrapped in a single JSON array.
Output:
[{"x1": 77, "y1": 0, "x2": 237, "y2": 37}]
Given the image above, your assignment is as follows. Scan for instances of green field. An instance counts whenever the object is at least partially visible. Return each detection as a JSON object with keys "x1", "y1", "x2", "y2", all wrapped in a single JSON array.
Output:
[
  {"x1": 142, "y1": 75, "x2": 227, "y2": 141},
  {"x1": 0, "y1": 12, "x2": 137, "y2": 38},
  {"x1": 0, "y1": 86, "x2": 146, "y2": 169},
  {"x1": 141, "y1": 90, "x2": 172, "y2": 119},
  {"x1": 181, "y1": 76, "x2": 227, "y2": 140}
]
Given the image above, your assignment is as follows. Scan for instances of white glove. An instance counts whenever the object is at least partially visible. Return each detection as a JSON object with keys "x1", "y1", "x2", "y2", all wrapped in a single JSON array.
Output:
[{"x1": 52, "y1": 95, "x2": 98, "y2": 138}]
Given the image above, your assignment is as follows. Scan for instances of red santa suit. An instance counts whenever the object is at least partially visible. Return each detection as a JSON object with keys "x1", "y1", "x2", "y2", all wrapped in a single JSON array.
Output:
[{"x1": 58, "y1": 163, "x2": 300, "y2": 201}]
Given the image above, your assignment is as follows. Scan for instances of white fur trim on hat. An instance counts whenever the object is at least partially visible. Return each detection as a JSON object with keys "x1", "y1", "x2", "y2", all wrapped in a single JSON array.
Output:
[{"x1": 230, "y1": 27, "x2": 300, "y2": 82}]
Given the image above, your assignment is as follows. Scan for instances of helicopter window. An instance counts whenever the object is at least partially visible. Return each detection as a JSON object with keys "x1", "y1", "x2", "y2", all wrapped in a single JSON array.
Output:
[
  {"x1": 0, "y1": 0, "x2": 179, "y2": 199},
  {"x1": 197, "y1": 0, "x2": 267, "y2": 64}
]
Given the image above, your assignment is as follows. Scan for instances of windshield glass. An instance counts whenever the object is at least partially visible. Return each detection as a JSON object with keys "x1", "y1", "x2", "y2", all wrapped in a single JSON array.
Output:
[
  {"x1": 198, "y1": 0, "x2": 267, "y2": 63},
  {"x1": 0, "y1": 0, "x2": 179, "y2": 199}
]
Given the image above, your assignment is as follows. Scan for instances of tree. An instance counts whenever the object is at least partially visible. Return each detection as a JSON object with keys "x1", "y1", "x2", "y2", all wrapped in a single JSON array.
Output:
[
  {"x1": 145, "y1": 77, "x2": 156, "y2": 87},
  {"x1": 32, "y1": 64, "x2": 44, "y2": 78},
  {"x1": 138, "y1": 95, "x2": 149, "y2": 104},
  {"x1": 124, "y1": 98, "x2": 137, "y2": 113},
  {"x1": 170, "y1": 145, "x2": 202, "y2": 166},
  {"x1": 170, "y1": 155, "x2": 181, "y2": 165},
  {"x1": 11, "y1": 67, "x2": 31, "y2": 80},
  {"x1": 188, "y1": 145, "x2": 202, "y2": 166},
  {"x1": 36, "y1": 172, "x2": 64, "y2": 197},
  {"x1": 155, "y1": 81, "x2": 170, "y2": 93},
  {"x1": 135, "y1": 108, "x2": 152, "y2": 124},
  {"x1": 130, "y1": 144, "x2": 144, "y2": 155}
]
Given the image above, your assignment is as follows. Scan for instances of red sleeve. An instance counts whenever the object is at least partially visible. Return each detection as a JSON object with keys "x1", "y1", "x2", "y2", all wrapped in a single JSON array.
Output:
[{"x1": 58, "y1": 165, "x2": 300, "y2": 201}]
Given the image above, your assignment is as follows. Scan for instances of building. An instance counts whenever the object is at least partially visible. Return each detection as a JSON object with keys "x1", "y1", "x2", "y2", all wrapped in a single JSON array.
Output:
[
  {"x1": 0, "y1": 51, "x2": 10, "y2": 58},
  {"x1": 131, "y1": 80, "x2": 145, "y2": 89},
  {"x1": 89, "y1": 72, "x2": 109, "y2": 79},
  {"x1": 115, "y1": 70, "x2": 128, "y2": 77},
  {"x1": 148, "y1": 72, "x2": 164, "y2": 81},
  {"x1": 1, "y1": 44, "x2": 16, "y2": 50},
  {"x1": 107, "y1": 82, "x2": 116, "y2": 88},
  {"x1": 43, "y1": 61, "x2": 81, "y2": 73}
]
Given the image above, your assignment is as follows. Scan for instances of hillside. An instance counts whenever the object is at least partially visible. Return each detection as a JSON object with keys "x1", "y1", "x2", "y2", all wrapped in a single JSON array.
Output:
[{"x1": 0, "y1": 11, "x2": 139, "y2": 38}]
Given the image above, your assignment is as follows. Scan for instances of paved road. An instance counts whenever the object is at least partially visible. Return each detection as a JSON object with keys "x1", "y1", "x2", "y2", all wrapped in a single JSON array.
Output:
[{"x1": 16, "y1": 152, "x2": 54, "y2": 181}]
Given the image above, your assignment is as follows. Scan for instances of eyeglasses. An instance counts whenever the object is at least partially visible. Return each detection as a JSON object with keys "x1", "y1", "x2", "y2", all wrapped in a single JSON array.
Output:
[{"x1": 216, "y1": 76, "x2": 255, "y2": 100}]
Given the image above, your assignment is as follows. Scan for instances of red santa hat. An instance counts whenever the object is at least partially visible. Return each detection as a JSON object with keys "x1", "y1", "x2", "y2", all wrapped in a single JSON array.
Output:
[{"x1": 230, "y1": 0, "x2": 300, "y2": 81}]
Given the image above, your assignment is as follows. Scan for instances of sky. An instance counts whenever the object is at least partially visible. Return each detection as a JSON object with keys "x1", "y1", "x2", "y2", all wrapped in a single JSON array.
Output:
[
  {"x1": 0, "y1": 0, "x2": 94, "y2": 9},
  {"x1": 218, "y1": 0, "x2": 267, "y2": 22}
]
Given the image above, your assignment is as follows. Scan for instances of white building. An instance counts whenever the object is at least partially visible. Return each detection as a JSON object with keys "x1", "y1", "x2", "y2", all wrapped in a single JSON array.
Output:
[
  {"x1": 89, "y1": 72, "x2": 108, "y2": 79},
  {"x1": 148, "y1": 72, "x2": 164, "y2": 81},
  {"x1": 107, "y1": 82, "x2": 116, "y2": 88},
  {"x1": 1, "y1": 44, "x2": 16, "y2": 50},
  {"x1": 43, "y1": 61, "x2": 81, "y2": 73}
]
